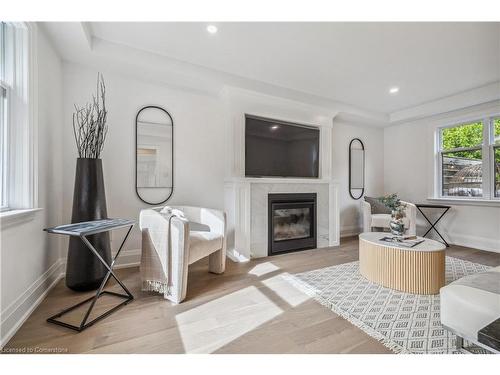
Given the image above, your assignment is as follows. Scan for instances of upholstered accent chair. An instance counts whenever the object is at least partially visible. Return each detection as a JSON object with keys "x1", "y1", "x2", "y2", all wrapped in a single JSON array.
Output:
[
  {"x1": 361, "y1": 197, "x2": 417, "y2": 235},
  {"x1": 139, "y1": 206, "x2": 226, "y2": 304}
]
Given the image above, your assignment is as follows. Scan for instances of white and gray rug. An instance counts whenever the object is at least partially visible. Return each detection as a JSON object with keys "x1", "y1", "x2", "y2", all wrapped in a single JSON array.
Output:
[{"x1": 282, "y1": 256, "x2": 490, "y2": 354}]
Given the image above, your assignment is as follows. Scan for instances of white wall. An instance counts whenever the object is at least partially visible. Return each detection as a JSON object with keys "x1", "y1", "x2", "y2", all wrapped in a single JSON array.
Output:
[
  {"x1": 222, "y1": 87, "x2": 337, "y2": 181},
  {"x1": 332, "y1": 120, "x2": 385, "y2": 236},
  {"x1": 221, "y1": 87, "x2": 386, "y2": 244},
  {"x1": 61, "y1": 63, "x2": 226, "y2": 258},
  {"x1": 0, "y1": 27, "x2": 64, "y2": 346},
  {"x1": 384, "y1": 103, "x2": 500, "y2": 252}
]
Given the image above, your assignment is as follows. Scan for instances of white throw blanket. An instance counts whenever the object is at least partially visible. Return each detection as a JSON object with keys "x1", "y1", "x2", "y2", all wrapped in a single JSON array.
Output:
[{"x1": 139, "y1": 206, "x2": 186, "y2": 295}]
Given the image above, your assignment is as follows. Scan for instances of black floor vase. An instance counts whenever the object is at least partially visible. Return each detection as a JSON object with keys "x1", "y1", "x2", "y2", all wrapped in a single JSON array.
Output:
[{"x1": 66, "y1": 158, "x2": 112, "y2": 291}]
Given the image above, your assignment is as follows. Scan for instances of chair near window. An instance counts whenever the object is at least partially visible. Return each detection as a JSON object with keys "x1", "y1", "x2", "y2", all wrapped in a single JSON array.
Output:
[{"x1": 361, "y1": 196, "x2": 417, "y2": 235}]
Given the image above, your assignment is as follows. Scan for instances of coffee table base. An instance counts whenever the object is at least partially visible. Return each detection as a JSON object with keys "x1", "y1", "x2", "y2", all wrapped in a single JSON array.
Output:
[{"x1": 359, "y1": 238, "x2": 445, "y2": 294}]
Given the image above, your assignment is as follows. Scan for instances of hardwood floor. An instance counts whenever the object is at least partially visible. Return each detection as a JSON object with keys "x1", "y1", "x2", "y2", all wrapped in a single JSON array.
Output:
[{"x1": 4, "y1": 237, "x2": 500, "y2": 354}]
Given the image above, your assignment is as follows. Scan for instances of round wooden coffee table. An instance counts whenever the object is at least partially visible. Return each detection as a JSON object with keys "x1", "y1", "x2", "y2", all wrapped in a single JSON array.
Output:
[{"x1": 359, "y1": 232, "x2": 446, "y2": 295}]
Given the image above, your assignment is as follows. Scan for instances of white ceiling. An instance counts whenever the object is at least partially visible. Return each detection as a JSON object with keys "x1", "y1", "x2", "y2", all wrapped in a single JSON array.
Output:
[{"x1": 46, "y1": 22, "x2": 500, "y2": 115}]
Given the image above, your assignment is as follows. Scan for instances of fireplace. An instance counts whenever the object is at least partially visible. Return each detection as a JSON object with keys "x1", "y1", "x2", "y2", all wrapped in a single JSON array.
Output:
[{"x1": 268, "y1": 193, "x2": 317, "y2": 255}]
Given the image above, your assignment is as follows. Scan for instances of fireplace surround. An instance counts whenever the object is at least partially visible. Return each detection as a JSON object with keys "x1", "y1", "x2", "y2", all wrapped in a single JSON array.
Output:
[{"x1": 268, "y1": 193, "x2": 317, "y2": 255}]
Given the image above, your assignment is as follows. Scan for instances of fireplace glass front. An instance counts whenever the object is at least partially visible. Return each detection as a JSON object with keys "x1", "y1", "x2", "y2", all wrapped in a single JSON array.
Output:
[{"x1": 268, "y1": 193, "x2": 317, "y2": 255}]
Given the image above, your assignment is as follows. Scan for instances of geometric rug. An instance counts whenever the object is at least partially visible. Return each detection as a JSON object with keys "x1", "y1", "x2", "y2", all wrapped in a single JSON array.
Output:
[{"x1": 282, "y1": 256, "x2": 491, "y2": 354}]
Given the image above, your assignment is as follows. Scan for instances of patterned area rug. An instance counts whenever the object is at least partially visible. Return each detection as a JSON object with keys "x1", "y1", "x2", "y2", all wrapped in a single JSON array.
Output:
[{"x1": 282, "y1": 256, "x2": 490, "y2": 354}]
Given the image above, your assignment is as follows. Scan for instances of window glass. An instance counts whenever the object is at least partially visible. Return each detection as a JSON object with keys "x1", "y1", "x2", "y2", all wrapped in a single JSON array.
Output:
[
  {"x1": 0, "y1": 22, "x2": 4, "y2": 81},
  {"x1": 442, "y1": 150, "x2": 482, "y2": 197},
  {"x1": 441, "y1": 121, "x2": 483, "y2": 151},
  {"x1": 0, "y1": 23, "x2": 6, "y2": 209}
]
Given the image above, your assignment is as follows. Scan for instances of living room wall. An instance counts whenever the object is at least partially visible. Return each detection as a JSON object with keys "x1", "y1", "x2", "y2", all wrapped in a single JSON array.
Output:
[
  {"x1": 332, "y1": 120, "x2": 385, "y2": 236},
  {"x1": 61, "y1": 63, "x2": 226, "y2": 259},
  {"x1": 384, "y1": 102, "x2": 500, "y2": 252}
]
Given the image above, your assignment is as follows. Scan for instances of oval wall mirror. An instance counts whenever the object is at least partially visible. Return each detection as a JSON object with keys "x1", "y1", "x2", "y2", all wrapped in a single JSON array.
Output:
[
  {"x1": 135, "y1": 106, "x2": 174, "y2": 205},
  {"x1": 349, "y1": 138, "x2": 365, "y2": 200}
]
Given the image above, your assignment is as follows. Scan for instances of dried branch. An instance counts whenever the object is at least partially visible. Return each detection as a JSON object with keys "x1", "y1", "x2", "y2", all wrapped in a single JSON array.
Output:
[{"x1": 72, "y1": 73, "x2": 109, "y2": 159}]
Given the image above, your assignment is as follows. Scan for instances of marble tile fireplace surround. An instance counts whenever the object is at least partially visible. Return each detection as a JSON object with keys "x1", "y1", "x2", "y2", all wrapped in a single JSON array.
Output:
[{"x1": 224, "y1": 178, "x2": 339, "y2": 261}]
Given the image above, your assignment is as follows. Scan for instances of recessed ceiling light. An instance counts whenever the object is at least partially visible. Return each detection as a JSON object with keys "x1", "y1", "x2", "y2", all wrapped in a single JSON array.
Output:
[
  {"x1": 389, "y1": 87, "x2": 400, "y2": 94},
  {"x1": 271, "y1": 125, "x2": 279, "y2": 130},
  {"x1": 207, "y1": 25, "x2": 218, "y2": 34}
]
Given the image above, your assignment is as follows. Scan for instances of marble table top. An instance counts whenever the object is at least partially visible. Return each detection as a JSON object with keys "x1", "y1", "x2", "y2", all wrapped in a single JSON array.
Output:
[{"x1": 359, "y1": 232, "x2": 446, "y2": 252}]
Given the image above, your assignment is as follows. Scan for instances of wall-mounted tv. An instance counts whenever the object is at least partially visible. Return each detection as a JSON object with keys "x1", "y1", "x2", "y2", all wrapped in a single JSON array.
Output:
[{"x1": 245, "y1": 115, "x2": 320, "y2": 178}]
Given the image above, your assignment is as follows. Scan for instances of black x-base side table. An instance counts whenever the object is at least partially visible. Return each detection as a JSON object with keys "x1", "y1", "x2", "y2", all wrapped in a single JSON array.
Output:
[
  {"x1": 416, "y1": 204, "x2": 451, "y2": 247},
  {"x1": 44, "y1": 218, "x2": 135, "y2": 332}
]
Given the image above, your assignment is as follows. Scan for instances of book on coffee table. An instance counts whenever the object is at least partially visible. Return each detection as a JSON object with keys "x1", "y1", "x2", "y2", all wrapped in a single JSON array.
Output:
[{"x1": 379, "y1": 236, "x2": 425, "y2": 248}]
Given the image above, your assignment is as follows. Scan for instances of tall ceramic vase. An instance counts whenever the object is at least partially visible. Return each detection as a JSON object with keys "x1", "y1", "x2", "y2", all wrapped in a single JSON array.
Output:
[{"x1": 66, "y1": 158, "x2": 112, "y2": 291}]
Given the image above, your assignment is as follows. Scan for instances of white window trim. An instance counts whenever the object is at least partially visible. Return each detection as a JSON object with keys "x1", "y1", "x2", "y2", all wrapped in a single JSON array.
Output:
[
  {"x1": 0, "y1": 22, "x2": 39, "y2": 220},
  {"x1": 433, "y1": 112, "x2": 500, "y2": 204}
]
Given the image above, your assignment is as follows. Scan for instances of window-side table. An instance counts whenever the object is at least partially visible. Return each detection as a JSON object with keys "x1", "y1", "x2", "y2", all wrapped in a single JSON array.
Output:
[
  {"x1": 44, "y1": 218, "x2": 135, "y2": 332},
  {"x1": 415, "y1": 204, "x2": 451, "y2": 247}
]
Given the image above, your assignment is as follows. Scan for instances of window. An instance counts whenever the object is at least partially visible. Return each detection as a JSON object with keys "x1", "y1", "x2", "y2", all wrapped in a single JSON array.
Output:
[
  {"x1": 0, "y1": 22, "x2": 8, "y2": 211},
  {"x1": 437, "y1": 117, "x2": 500, "y2": 200},
  {"x1": 494, "y1": 118, "x2": 500, "y2": 197},
  {"x1": 0, "y1": 22, "x2": 34, "y2": 213}
]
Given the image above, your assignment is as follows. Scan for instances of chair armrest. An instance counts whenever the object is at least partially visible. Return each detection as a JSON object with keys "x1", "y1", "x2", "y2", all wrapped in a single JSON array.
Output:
[
  {"x1": 361, "y1": 200, "x2": 372, "y2": 233},
  {"x1": 198, "y1": 208, "x2": 226, "y2": 237},
  {"x1": 139, "y1": 208, "x2": 189, "y2": 257}
]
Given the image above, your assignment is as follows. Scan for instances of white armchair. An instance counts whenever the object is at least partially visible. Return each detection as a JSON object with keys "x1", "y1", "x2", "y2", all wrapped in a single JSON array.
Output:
[
  {"x1": 361, "y1": 199, "x2": 416, "y2": 235},
  {"x1": 139, "y1": 206, "x2": 226, "y2": 304}
]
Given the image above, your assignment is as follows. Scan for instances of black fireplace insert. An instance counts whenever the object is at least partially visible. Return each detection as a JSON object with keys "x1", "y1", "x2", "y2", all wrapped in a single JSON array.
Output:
[{"x1": 268, "y1": 193, "x2": 317, "y2": 255}]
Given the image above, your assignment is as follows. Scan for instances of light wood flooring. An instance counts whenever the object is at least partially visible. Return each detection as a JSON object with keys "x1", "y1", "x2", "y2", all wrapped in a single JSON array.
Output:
[{"x1": 4, "y1": 237, "x2": 500, "y2": 354}]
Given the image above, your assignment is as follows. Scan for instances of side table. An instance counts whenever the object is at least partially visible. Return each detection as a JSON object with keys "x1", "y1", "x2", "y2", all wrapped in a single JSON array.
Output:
[
  {"x1": 416, "y1": 203, "x2": 451, "y2": 247},
  {"x1": 44, "y1": 218, "x2": 135, "y2": 332}
]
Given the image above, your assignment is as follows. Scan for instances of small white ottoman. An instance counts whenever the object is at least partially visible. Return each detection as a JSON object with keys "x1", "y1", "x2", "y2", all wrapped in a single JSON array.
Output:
[{"x1": 440, "y1": 265, "x2": 500, "y2": 352}]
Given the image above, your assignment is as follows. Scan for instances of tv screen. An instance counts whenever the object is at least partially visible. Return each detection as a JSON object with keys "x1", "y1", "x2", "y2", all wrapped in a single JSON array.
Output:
[{"x1": 245, "y1": 115, "x2": 320, "y2": 178}]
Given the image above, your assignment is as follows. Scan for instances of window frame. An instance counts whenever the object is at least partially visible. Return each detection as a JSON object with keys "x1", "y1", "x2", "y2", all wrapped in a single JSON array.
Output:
[
  {"x1": 0, "y1": 22, "x2": 38, "y2": 216},
  {"x1": 436, "y1": 115, "x2": 500, "y2": 201},
  {"x1": 490, "y1": 117, "x2": 500, "y2": 198}
]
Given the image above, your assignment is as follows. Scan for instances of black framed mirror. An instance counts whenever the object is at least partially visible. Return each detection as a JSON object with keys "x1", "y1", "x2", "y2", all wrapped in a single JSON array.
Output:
[
  {"x1": 135, "y1": 106, "x2": 174, "y2": 205},
  {"x1": 349, "y1": 138, "x2": 365, "y2": 200}
]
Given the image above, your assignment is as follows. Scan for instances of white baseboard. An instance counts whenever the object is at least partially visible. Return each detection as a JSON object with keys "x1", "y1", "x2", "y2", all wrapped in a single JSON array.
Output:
[
  {"x1": 113, "y1": 248, "x2": 141, "y2": 269},
  {"x1": 0, "y1": 248, "x2": 141, "y2": 349},
  {"x1": 226, "y1": 248, "x2": 250, "y2": 263},
  {"x1": 445, "y1": 231, "x2": 500, "y2": 253},
  {"x1": 340, "y1": 226, "x2": 498, "y2": 254},
  {"x1": 340, "y1": 226, "x2": 361, "y2": 238},
  {"x1": 0, "y1": 259, "x2": 65, "y2": 348}
]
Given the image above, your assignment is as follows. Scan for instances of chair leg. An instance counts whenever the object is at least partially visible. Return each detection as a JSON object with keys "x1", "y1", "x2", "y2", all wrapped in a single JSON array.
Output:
[{"x1": 209, "y1": 248, "x2": 225, "y2": 274}]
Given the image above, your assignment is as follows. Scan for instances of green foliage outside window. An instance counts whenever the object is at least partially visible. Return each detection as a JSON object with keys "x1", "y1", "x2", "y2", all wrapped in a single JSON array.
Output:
[{"x1": 441, "y1": 121, "x2": 482, "y2": 159}]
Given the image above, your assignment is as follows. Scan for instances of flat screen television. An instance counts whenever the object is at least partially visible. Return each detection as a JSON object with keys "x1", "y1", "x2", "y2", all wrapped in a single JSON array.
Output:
[{"x1": 245, "y1": 115, "x2": 320, "y2": 178}]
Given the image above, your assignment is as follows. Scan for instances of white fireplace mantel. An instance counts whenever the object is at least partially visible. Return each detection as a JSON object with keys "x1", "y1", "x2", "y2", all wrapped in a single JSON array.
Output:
[{"x1": 224, "y1": 177, "x2": 340, "y2": 261}]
